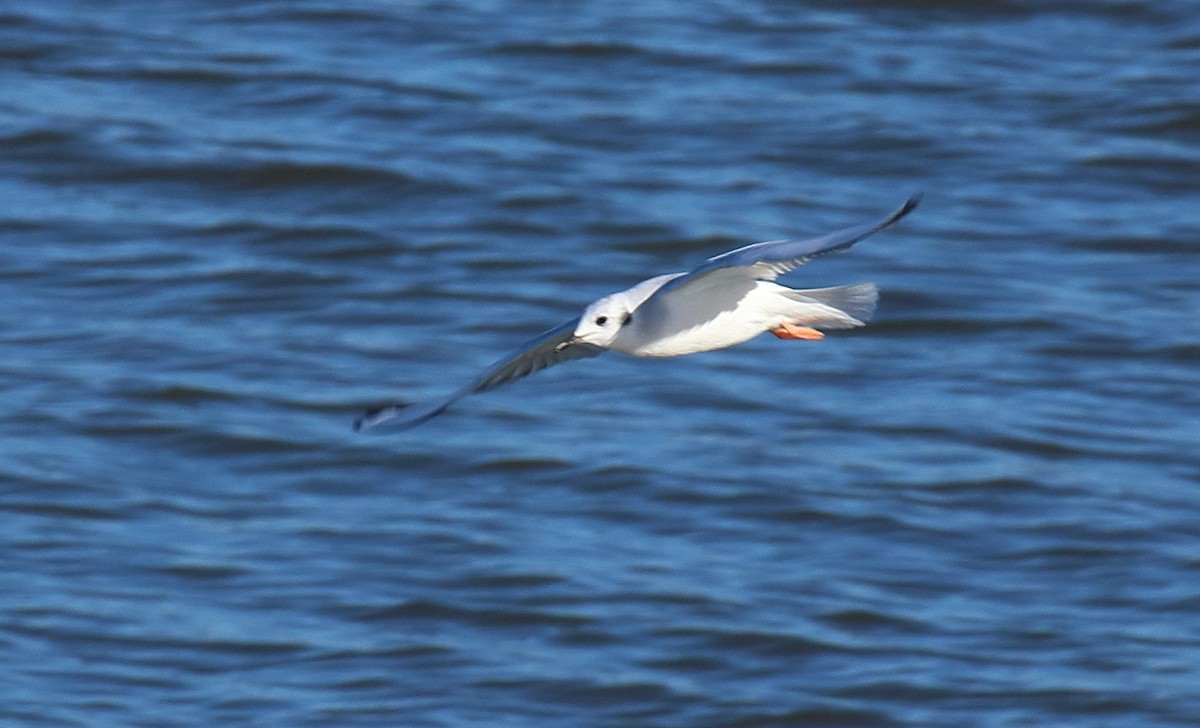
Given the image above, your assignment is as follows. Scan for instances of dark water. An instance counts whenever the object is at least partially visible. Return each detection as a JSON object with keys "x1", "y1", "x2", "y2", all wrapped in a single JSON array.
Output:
[{"x1": 3, "y1": 1, "x2": 1199, "y2": 726}]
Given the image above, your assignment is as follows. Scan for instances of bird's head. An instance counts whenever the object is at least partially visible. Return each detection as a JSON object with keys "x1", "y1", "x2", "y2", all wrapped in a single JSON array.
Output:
[{"x1": 572, "y1": 294, "x2": 635, "y2": 348}]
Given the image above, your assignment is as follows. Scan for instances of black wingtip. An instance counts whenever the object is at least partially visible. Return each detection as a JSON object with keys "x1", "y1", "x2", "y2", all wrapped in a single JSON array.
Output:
[
  {"x1": 875, "y1": 192, "x2": 922, "y2": 232},
  {"x1": 898, "y1": 192, "x2": 923, "y2": 219},
  {"x1": 352, "y1": 411, "x2": 377, "y2": 432}
]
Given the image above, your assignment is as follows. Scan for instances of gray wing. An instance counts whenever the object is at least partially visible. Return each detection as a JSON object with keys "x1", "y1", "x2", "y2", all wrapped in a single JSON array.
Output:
[
  {"x1": 354, "y1": 317, "x2": 605, "y2": 431},
  {"x1": 652, "y1": 194, "x2": 921, "y2": 299}
]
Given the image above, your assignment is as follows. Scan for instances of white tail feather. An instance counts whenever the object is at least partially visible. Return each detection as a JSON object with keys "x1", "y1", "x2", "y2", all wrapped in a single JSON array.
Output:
[{"x1": 781, "y1": 282, "x2": 878, "y2": 328}]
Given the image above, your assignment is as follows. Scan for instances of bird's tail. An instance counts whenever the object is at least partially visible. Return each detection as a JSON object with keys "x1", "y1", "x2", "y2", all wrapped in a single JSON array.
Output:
[{"x1": 781, "y1": 282, "x2": 878, "y2": 328}]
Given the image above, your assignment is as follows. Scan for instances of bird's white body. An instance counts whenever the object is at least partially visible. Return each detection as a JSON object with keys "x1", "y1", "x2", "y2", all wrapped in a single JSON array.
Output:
[
  {"x1": 354, "y1": 195, "x2": 920, "y2": 431},
  {"x1": 608, "y1": 278, "x2": 876, "y2": 357}
]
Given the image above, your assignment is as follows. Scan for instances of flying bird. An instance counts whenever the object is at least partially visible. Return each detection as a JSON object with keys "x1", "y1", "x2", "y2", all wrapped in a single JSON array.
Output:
[{"x1": 355, "y1": 194, "x2": 920, "y2": 431}]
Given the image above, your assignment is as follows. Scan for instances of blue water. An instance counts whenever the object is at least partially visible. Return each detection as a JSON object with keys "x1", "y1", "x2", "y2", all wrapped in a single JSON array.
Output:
[{"x1": 3, "y1": 2, "x2": 1199, "y2": 726}]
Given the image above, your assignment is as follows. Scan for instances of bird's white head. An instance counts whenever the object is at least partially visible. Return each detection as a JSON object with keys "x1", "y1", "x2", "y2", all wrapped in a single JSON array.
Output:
[{"x1": 573, "y1": 294, "x2": 635, "y2": 347}]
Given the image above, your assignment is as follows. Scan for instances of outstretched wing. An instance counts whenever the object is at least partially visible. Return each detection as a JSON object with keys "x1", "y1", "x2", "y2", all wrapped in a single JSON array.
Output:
[
  {"x1": 354, "y1": 317, "x2": 605, "y2": 431},
  {"x1": 650, "y1": 194, "x2": 921, "y2": 302}
]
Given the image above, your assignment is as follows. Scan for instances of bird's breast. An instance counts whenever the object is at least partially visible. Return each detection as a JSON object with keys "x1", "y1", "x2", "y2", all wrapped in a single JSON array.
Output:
[
  {"x1": 615, "y1": 306, "x2": 770, "y2": 357},
  {"x1": 612, "y1": 282, "x2": 790, "y2": 358}
]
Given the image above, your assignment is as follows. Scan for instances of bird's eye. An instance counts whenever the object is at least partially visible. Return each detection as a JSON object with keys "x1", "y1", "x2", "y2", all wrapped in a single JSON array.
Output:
[
  {"x1": 595, "y1": 316, "x2": 608, "y2": 326},
  {"x1": 621, "y1": 313, "x2": 633, "y2": 326}
]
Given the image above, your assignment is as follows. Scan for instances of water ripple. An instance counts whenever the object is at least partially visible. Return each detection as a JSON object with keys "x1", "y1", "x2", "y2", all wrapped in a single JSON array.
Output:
[{"x1": 3, "y1": 1, "x2": 1200, "y2": 727}]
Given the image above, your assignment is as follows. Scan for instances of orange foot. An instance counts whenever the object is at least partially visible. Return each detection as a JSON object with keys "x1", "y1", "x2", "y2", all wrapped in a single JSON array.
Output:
[{"x1": 770, "y1": 323, "x2": 825, "y2": 341}]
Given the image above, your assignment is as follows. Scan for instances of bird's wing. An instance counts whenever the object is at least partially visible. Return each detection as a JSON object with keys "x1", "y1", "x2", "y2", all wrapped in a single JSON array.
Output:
[
  {"x1": 648, "y1": 194, "x2": 921, "y2": 302},
  {"x1": 354, "y1": 317, "x2": 605, "y2": 431}
]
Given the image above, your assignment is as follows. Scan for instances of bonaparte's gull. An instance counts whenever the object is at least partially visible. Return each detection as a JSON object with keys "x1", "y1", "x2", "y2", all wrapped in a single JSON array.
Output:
[{"x1": 355, "y1": 194, "x2": 920, "y2": 431}]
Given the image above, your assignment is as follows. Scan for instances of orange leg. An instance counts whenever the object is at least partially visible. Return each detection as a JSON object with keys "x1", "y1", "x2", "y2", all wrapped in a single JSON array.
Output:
[{"x1": 770, "y1": 322, "x2": 825, "y2": 340}]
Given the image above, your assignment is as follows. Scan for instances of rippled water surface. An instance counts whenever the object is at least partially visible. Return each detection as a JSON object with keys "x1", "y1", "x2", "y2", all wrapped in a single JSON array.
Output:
[{"x1": 3, "y1": 2, "x2": 1199, "y2": 726}]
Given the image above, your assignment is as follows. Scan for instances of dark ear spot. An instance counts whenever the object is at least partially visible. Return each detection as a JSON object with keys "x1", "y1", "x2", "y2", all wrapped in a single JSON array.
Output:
[{"x1": 621, "y1": 312, "x2": 633, "y2": 326}]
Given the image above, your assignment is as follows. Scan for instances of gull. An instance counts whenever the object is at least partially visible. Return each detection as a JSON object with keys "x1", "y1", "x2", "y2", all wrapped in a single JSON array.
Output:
[{"x1": 355, "y1": 194, "x2": 920, "y2": 431}]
